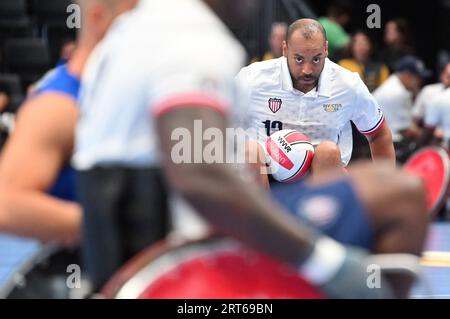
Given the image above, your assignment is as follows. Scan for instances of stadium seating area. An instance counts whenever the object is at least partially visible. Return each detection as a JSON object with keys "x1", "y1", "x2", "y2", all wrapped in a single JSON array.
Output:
[{"x1": 0, "y1": 0, "x2": 76, "y2": 111}]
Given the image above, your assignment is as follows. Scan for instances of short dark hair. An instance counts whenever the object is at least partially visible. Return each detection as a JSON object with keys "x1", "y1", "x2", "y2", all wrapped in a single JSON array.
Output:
[{"x1": 286, "y1": 19, "x2": 327, "y2": 44}]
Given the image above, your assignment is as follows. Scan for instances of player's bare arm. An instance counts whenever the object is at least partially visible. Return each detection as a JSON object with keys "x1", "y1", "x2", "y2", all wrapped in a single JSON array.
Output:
[
  {"x1": 244, "y1": 140, "x2": 270, "y2": 189},
  {"x1": 366, "y1": 121, "x2": 396, "y2": 166},
  {"x1": 0, "y1": 94, "x2": 81, "y2": 245}
]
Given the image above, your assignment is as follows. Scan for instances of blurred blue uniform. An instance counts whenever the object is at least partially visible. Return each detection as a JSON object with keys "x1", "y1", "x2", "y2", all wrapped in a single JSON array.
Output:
[
  {"x1": 31, "y1": 64, "x2": 79, "y2": 201},
  {"x1": 271, "y1": 178, "x2": 374, "y2": 250}
]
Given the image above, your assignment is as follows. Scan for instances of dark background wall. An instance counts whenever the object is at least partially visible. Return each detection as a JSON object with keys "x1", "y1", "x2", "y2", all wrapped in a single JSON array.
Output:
[{"x1": 309, "y1": 0, "x2": 443, "y2": 74}]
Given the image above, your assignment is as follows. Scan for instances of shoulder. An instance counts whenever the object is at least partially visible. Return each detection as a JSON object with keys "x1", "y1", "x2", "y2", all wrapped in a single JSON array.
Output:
[
  {"x1": 178, "y1": 15, "x2": 246, "y2": 72},
  {"x1": 433, "y1": 89, "x2": 450, "y2": 107},
  {"x1": 11, "y1": 94, "x2": 77, "y2": 152},
  {"x1": 32, "y1": 65, "x2": 80, "y2": 100},
  {"x1": 33, "y1": 65, "x2": 65, "y2": 91},
  {"x1": 87, "y1": 1, "x2": 247, "y2": 73},
  {"x1": 237, "y1": 58, "x2": 283, "y2": 88},
  {"x1": 423, "y1": 83, "x2": 444, "y2": 94},
  {"x1": 325, "y1": 59, "x2": 365, "y2": 91},
  {"x1": 373, "y1": 75, "x2": 403, "y2": 97},
  {"x1": 34, "y1": 67, "x2": 60, "y2": 89},
  {"x1": 150, "y1": 0, "x2": 246, "y2": 68},
  {"x1": 20, "y1": 94, "x2": 77, "y2": 120}
]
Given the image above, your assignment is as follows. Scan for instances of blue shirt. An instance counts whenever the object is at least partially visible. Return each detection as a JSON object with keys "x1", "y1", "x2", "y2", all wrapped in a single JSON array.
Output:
[
  {"x1": 271, "y1": 178, "x2": 374, "y2": 250},
  {"x1": 34, "y1": 64, "x2": 80, "y2": 99}
]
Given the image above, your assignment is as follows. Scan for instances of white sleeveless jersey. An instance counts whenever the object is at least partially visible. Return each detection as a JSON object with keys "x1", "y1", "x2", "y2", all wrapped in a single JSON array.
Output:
[{"x1": 73, "y1": 0, "x2": 246, "y2": 170}]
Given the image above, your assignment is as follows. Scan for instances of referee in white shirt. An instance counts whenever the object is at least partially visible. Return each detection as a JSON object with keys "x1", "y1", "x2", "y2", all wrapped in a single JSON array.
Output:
[
  {"x1": 412, "y1": 62, "x2": 450, "y2": 124},
  {"x1": 237, "y1": 19, "x2": 395, "y2": 178},
  {"x1": 373, "y1": 56, "x2": 432, "y2": 144},
  {"x1": 419, "y1": 87, "x2": 450, "y2": 150}
]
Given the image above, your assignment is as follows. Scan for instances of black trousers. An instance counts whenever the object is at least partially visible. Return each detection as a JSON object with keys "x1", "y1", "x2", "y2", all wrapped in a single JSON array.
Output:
[{"x1": 76, "y1": 167, "x2": 170, "y2": 292}]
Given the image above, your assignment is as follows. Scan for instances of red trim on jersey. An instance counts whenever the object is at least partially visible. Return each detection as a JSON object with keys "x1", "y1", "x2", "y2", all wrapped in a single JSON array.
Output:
[
  {"x1": 360, "y1": 116, "x2": 385, "y2": 137},
  {"x1": 153, "y1": 93, "x2": 229, "y2": 118}
]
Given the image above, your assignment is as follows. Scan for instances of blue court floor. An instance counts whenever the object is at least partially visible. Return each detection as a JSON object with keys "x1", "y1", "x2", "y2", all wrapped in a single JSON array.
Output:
[
  {"x1": 0, "y1": 223, "x2": 449, "y2": 299},
  {"x1": 0, "y1": 235, "x2": 41, "y2": 298},
  {"x1": 411, "y1": 222, "x2": 450, "y2": 299}
]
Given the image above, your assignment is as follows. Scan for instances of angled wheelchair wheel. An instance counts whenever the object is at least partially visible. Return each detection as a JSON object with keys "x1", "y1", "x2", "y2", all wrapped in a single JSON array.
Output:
[
  {"x1": 101, "y1": 236, "x2": 325, "y2": 299},
  {"x1": 403, "y1": 147, "x2": 450, "y2": 216}
]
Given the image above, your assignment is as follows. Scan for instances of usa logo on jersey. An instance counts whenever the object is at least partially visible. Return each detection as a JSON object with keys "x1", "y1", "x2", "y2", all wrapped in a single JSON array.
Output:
[{"x1": 268, "y1": 98, "x2": 282, "y2": 113}]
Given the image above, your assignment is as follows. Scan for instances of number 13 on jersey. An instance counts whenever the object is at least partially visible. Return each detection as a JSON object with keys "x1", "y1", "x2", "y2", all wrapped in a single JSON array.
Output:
[{"x1": 263, "y1": 120, "x2": 283, "y2": 136}]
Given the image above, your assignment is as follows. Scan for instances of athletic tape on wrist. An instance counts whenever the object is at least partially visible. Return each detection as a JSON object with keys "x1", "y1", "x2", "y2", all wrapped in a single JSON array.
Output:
[{"x1": 300, "y1": 237, "x2": 347, "y2": 286}]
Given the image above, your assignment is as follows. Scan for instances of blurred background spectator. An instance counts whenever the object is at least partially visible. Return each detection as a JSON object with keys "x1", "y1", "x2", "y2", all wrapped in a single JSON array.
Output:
[
  {"x1": 379, "y1": 18, "x2": 415, "y2": 72},
  {"x1": 251, "y1": 22, "x2": 287, "y2": 62},
  {"x1": 56, "y1": 38, "x2": 76, "y2": 66},
  {"x1": 373, "y1": 56, "x2": 431, "y2": 151},
  {"x1": 420, "y1": 84, "x2": 450, "y2": 150},
  {"x1": 413, "y1": 62, "x2": 450, "y2": 126},
  {"x1": 318, "y1": 0, "x2": 352, "y2": 60},
  {"x1": 339, "y1": 30, "x2": 390, "y2": 92}
]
